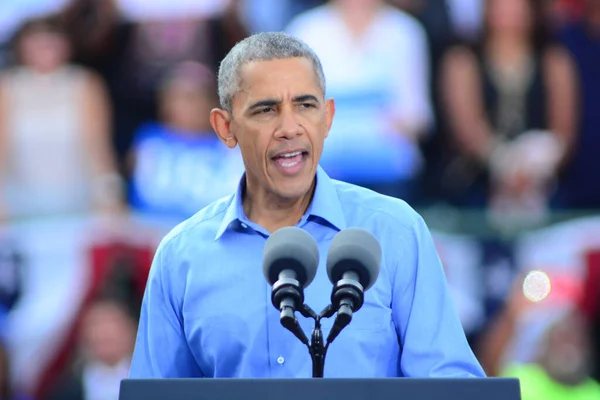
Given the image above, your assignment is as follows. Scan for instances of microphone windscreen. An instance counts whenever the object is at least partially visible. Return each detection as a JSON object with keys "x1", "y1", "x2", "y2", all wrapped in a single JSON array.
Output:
[
  {"x1": 262, "y1": 227, "x2": 319, "y2": 288},
  {"x1": 326, "y1": 228, "x2": 381, "y2": 291}
]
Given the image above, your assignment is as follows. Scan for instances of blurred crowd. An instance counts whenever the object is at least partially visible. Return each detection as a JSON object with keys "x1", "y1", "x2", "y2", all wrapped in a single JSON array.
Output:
[{"x1": 0, "y1": 0, "x2": 599, "y2": 399}]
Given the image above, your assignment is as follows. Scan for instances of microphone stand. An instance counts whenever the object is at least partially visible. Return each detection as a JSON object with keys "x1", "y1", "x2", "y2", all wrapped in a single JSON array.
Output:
[
  {"x1": 272, "y1": 283, "x2": 359, "y2": 377},
  {"x1": 299, "y1": 304, "x2": 338, "y2": 378}
]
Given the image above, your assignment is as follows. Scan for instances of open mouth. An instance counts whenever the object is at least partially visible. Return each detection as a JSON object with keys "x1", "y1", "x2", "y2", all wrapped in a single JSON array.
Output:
[{"x1": 271, "y1": 150, "x2": 309, "y2": 175}]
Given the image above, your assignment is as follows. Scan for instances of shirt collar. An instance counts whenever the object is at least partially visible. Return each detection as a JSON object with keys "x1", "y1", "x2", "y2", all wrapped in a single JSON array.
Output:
[{"x1": 214, "y1": 166, "x2": 346, "y2": 240}]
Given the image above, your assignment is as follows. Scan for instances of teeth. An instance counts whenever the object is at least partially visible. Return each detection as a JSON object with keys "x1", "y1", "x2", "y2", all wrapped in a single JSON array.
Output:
[
  {"x1": 280, "y1": 151, "x2": 302, "y2": 158},
  {"x1": 281, "y1": 161, "x2": 300, "y2": 167}
]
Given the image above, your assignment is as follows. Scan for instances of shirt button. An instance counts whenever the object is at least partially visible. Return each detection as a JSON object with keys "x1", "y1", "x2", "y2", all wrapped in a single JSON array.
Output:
[
  {"x1": 277, "y1": 356, "x2": 285, "y2": 365},
  {"x1": 241, "y1": 223, "x2": 248, "y2": 229}
]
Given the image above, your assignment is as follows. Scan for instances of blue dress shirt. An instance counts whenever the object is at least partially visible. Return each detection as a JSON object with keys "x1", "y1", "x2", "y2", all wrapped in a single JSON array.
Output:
[{"x1": 129, "y1": 166, "x2": 485, "y2": 378}]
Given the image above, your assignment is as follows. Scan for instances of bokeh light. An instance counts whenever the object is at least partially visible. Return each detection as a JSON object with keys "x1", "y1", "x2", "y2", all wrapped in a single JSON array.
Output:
[{"x1": 522, "y1": 270, "x2": 552, "y2": 302}]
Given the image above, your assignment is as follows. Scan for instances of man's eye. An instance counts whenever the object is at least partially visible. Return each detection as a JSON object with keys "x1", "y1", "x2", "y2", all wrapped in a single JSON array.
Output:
[
  {"x1": 300, "y1": 103, "x2": 315, "y2": 108},
  {"x1": 257, "y1": 107, "x2": 275, "y2": 114}
]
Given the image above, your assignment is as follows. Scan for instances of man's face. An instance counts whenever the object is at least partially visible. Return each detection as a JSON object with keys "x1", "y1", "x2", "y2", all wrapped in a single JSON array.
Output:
[{"x1": 223, "y1": 57, "x2": 334, "y2": 200}]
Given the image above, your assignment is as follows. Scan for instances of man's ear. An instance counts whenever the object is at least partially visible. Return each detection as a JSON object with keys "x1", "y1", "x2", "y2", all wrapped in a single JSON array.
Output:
[
  {"x1": 324, "y1": 98, "x2": 335, "y2": 139},
  {"x1": 210, "y1": 108, "x2": 238, "y2": 149}
]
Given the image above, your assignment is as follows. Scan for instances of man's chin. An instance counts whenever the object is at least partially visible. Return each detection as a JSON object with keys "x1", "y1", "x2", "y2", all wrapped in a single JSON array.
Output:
[
  {"x1": 271, "y1": 174, "x2": 316, "y2": 201},
  {"x1": 273, "y1": 184, "x2": 312, "y2": 201}
]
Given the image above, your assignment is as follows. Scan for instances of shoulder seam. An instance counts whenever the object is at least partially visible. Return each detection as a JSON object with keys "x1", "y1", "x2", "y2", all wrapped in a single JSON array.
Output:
[
  {"x1": 333, "y1": 186, "x2": 420, "y2": 228},
  {"x1": 161, "y1": 200, "x2": 231, "y2": 246}
]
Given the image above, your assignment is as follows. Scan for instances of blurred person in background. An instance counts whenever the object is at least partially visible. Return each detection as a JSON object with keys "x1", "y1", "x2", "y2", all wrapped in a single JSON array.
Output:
[
  {"x1": 61, "y1": 0, "x2": 132, "y2": 83},
  {"x1": 385, "y1": 0, "x2": 463, "y2": 206},
  {"x1": 47, "y1": 295, "x2": 137, "y2": 400},
  {"x1": 552, "y1": 0, "x2": 600, "y2": 210},
  {"x1": 60, "y1": 0, "x2": 134, "y2": 174},
  {"x1": 0, "y1": 15, "x2": 123, "y2": 222},
  {"x1": 390, "y1": 0, "x2": 484, "y2": 44},
  {"x1": 440, "y1": 0, "x2": 578, "y2": 228},
  {"x1": 480, "y1": 278, "x2": 600, "y2": 398},
  {"x1": 127, "y1": 61, "x2": 245, "y2": 223},
  {"x1": 285, "y1": 0, "x2": 434, "y2": 202},
  {"x1": 205, "y1": 0, "x2": 251, "y2": 74},
  {"x1": 240, "y1": 0, "x2": 325, "y2": 32},
  {"x1": 108, "y1": 0, "x2": 249, "y2": 170},
  {"x1": 506, "y1": 310, "x2": 600, "y2": 399},
  {"x1": 0, "y1": 0, "x2": 72, "y2": 69}
]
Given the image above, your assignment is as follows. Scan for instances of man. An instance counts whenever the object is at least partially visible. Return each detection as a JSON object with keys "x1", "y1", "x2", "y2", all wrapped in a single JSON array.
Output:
[{"x1": 129, "y1": 32, "x2": 485, "y2": 378}]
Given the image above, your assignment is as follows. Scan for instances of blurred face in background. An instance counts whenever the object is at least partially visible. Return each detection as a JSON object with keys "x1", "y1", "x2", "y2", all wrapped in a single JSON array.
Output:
[
  {"x1": 160, "y1": 64, "x2": 217, "y2": 133},
  {"x1": 18, "y1": 26, "x2": 70, "y2": 73},
  {"x1": 79, "y1": 301, "x2": 136, "y2": 367},
  {"x1": 486, "y1": 0, "x2": 533, "y2": 38},
  {"x1": 540, "y1": 313, "x2": 593, "y2": 386}
]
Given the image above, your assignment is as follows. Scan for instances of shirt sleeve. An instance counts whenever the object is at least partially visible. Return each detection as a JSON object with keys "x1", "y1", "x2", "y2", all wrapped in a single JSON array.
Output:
[
  {"x1": 129, "y1": 238, "x2": 203, "y2": 378},
  {"x1": 392, "y1": 216, "x2": 486, "y2": 377}
]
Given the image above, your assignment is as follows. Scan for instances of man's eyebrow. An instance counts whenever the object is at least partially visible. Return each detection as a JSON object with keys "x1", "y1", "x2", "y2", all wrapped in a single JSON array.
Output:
[
  {"x1": 247, "y1": 95, "x2": 320, "y2": 111},
  {"x1": 248, "y1": 99, "x2": 281, "y2": 111},
  {"x1": 293, "y1": 94, "x2": 320, "y2": 103}
]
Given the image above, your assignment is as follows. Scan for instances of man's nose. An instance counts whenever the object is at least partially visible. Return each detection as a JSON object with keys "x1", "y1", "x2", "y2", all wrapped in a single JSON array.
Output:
[{"x1": 274, "y1": 107, "x2": 302, "y2": 140}]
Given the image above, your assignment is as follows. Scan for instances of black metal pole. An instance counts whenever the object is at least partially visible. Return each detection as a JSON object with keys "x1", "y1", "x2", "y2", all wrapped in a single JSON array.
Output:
[
  {"x1": 311, "y1": 352, "x2": 324, "y2": 378},
  {"x1": 300, "y1": 304, "x2": 339, "y2": 377},
  {"x1": 310, "y1": 317, "x2": 326, "y2": 378}
]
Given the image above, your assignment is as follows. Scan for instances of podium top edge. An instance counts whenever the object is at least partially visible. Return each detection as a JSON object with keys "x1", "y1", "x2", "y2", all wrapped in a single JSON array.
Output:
[{"x1": 123, "y1": 377, "x2": 517, "y2": 382}]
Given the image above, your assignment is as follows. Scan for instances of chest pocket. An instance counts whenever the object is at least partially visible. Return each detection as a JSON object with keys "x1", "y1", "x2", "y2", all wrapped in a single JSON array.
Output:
[
  {"x1": 317, "y1": 259, "x2": 395, "y2": 333},
  {"x1": 344, "y1": 300, "x2": 392, "y2": 331},
  {"x1": 320, "y1": 287, "x2": 393, "y2": 334}
]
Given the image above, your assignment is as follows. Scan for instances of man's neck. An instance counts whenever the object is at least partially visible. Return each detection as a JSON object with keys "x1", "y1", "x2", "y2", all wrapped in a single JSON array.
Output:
[{"x1": 243, "y1": 179, "x2": 316, "y2": 233}]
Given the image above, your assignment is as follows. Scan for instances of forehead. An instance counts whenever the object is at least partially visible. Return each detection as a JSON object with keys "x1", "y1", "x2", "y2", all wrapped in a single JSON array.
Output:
[{"x1": 236, "y1": 57, "x2": 322, "y2": 103}]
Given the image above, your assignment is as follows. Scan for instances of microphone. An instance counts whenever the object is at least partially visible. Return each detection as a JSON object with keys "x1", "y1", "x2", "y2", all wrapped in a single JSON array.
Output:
[
  {"x1": 263, "y1": 227, "x2": 319, "y2": 344},
  {"x1": 325, "y1": 228, "x2": 381, "y2": 343}
]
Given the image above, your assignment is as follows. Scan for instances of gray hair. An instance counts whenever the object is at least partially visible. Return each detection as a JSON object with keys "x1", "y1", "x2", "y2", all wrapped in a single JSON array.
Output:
[{"x1": 217, "y1": 32, "x2": 326, "y2": 113}]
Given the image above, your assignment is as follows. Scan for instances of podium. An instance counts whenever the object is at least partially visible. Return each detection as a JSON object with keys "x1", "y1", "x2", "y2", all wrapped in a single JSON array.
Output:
[{"x1": 119, "y1": 377, "x2": 521, "y2": 400}]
